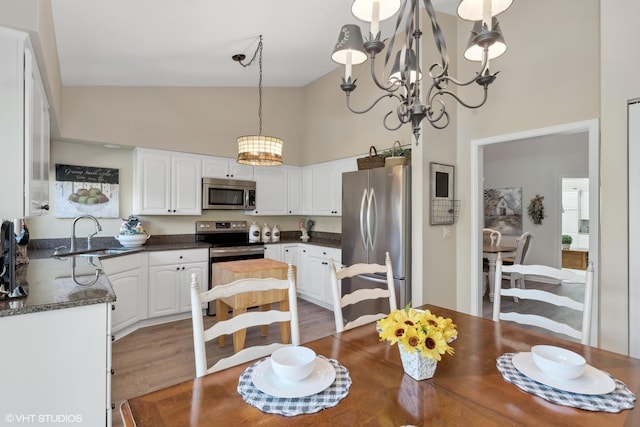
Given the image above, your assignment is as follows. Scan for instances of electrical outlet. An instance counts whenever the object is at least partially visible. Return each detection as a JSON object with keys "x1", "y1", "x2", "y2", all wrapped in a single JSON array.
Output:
[{"x1": 443, "y1": 226, "x2": 451, "y2": 239}]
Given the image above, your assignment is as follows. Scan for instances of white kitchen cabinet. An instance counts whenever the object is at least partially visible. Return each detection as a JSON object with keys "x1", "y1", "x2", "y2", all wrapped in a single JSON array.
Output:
[
  {"x1": 251, "y1": 165, "x2": 287, "y2": 215},
  {"x1": 264, "y1": 243, "x2": 282, "y2": 261},
  {"x1": 0, "y1": 28, "x2": 50, "y2": 218},
  {"x1": 287, "y1": 166, "x2": 303, "y2": 214},
  {"x1": 248, "y1": 165, "x2": 303, "y2": 215},
  {"x1": 100, "y1": 252, "x2": 149, "y2": 337},
  {"x1": 202, "y1": 155, "x2": 254, "y2": 180},
  {"x1": 576, "y1": 234, "x2": 590, "y2": 250},
  {"x1": 0, "y1": 303, "x2": 112, "y2": 425},
  {"x1": 562, "y1": 191, "x2": 579, "y2": 211},
  {"x1": 309, "y1": 157, "x2": 356, "y2": 216},
  {"x1": 148, "y1": 249, "x2": 208, "y2": 317},
  {"x1": 283, "y1": 244, "x2": 302, "y2": 291},
  {"x1": 298, "y1": 245, "x2": 341, "y2": 309},
  {"x1": 580, "y1": 191, "x2": 589, "y2": 220},
  {"x1": 133, "y1": 148, "x2": 202, "y2": 215}
]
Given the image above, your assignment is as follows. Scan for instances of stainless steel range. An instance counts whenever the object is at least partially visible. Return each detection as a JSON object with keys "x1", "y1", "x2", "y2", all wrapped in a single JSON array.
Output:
[{"x1": 195, "y1": 220, "x2": 264, "y2": 315}]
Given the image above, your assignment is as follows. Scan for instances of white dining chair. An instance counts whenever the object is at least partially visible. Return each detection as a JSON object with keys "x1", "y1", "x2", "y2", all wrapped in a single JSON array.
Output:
[
  {"x1": 189, "y1": 266, "x2": 300, "y2": 377},
  {"x1": 330, "y1": 252, "x2": 397, "y2": 333},
  {"x1": 501, "y1": 231, "x2": 533, "y2": 299},
  {"x1": 493, "y1": 254, "x2": 594, "y2": 345},
  {"x1": 483, "y1": 228, "x2": 502, "y2": 246}
]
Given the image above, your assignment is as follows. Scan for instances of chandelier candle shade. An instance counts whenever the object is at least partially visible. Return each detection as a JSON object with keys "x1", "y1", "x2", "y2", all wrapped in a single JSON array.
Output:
[
  {"x1": 331, "y1": 0, "x2": 513, "y2": 142},
  {"x1": 234, "y1": 35, "x2": 283, "y2": 166}
]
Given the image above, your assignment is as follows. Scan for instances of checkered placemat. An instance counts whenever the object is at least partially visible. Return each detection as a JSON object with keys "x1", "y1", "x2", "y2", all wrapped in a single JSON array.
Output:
[
  {"x1": 237, "y1": 356, "x2": 351, "y2": 416},
  {"x1": 497, "y1": 353, "x2": 636, "y2": 412}
]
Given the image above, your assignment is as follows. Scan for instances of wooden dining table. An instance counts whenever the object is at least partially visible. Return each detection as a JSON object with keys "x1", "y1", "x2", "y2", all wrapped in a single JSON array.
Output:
[
  {"x1": 483, "y1": 244, "x2": 517, "y2": 301},
  {"x1": 120, "y1": 304, "x2": 640, "y2": 426}
]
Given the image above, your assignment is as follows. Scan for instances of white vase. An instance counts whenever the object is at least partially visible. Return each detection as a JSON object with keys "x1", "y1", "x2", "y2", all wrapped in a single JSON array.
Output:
[{"x1": 399, "y1": 346, "x2": 437, "y2": 381}]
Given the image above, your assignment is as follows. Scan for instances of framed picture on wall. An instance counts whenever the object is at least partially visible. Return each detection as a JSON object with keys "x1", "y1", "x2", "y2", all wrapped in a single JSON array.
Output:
[
  {"x1": 430, "y1": 162, "x2": 457, "y2": 225},
  {"x1": 54, "y1": 164, "x2": 120, "y2": 218}
]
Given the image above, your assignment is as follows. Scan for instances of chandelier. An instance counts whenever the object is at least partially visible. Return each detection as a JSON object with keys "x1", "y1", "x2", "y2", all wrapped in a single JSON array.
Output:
[
  {"x1": 234, "y1": 35, "x2": 283, "y2": 166},
  {"x1": 331, "y1": 0, "x2": 512, "y2": 142}
]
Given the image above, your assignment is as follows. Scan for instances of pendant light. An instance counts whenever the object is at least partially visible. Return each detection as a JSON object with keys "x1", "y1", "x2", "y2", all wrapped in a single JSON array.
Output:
[{"x1": 235, "y1": 35, "x2": 283, "y2": 166}]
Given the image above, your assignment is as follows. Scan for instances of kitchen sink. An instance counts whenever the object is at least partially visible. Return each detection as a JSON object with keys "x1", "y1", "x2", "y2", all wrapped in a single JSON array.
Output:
[
  {"x1": 76, "y1": 247, "x2": 140, "y2": 257},
  {"x1": 53, "y1": 247, "x2": 140, "y2": 259}
]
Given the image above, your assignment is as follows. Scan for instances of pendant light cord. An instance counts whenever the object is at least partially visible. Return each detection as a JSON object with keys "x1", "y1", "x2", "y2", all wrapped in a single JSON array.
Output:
[{"x1": 235, "y1": 35, "x2": 264, "y2": 135}]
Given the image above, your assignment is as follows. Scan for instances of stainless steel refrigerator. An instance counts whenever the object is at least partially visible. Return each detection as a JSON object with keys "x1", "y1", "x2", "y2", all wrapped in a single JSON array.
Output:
[{"x1": 341, "y1": 165, "x2": 411, "y2": 323}]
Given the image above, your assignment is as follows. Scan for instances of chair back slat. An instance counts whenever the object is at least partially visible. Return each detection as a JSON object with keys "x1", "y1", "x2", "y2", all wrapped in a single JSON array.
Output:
[{"x1": 493, "y1": 255, "x2": 594, "y2": 345}]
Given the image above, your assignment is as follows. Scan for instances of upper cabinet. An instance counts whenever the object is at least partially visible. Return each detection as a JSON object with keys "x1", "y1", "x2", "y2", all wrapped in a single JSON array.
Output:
[
  {"x1": 308, "y1": 157, "x2": 357, "y2": 216},
  {"x1": 202, "y1": 155, "x2": 254, "y2": 180},
  {"x1": 133, "y1": 148, "x2": 202, "y2": 215},
  {"x1": 250, "y1": 166, "x2": 289, "y2": 215},
  {"x1": 0, "y1": 28, "x2": 50, "y2": 218}
]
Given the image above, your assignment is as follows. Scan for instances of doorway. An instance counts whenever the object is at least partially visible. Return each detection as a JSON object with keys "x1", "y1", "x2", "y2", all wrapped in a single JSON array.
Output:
[{"x1": 470, "y1": 120, "x2": 600, "y2": 345}]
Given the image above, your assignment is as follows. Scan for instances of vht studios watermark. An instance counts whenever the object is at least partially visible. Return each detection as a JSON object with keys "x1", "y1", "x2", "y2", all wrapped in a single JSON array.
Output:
[{"x1": 5, "y1": 413, "x2": 83, "y2": 423}]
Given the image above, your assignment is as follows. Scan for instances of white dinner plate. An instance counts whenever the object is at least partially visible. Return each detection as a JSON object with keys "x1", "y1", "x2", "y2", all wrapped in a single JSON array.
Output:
[
  {"x1": 511, "y1": 352, "x2": 615, "y2": 395},
  {"x1": 251, "y1": 357, "x2": 336, "y2": 398}
]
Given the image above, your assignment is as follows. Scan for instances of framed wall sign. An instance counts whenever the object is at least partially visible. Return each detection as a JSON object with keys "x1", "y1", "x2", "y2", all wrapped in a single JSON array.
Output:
[
  {"x1": 430, "y1": 162, "x2": 457, "y2": 225},
  {"x1": 54, "y1": 164, "x2": 120, "y2": 218}
]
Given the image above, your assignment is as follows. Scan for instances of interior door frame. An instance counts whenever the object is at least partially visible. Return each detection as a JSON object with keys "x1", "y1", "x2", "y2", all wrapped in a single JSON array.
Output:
[{"x1": 469, "y1": 119, "x2": 600, "y2": 345}]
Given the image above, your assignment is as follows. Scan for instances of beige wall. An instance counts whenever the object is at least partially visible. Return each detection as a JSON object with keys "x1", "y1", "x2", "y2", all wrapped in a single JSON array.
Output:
[{"x1": 61, "y1": 86, "x2": 306, "y2": 165}]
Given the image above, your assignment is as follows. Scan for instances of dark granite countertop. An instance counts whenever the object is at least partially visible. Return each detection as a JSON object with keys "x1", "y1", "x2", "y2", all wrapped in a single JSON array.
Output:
[
  {"x1": 1, "y1": 232, "x2": 341, "y2": 318},
  {"x1": 0, "y1": 257, "x2": 116, "y2": 317}
]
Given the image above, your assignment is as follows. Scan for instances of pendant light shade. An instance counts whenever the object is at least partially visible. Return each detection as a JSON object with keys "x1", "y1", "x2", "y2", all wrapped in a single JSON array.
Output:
[{"x1": 237, "y1": 135, "x2": 283, "y2": 166}]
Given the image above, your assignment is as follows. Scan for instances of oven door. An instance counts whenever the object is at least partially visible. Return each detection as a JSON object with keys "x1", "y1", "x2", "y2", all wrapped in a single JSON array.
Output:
[{"x1": 207, "y1": 245, "x2": 265, "y2": 315}]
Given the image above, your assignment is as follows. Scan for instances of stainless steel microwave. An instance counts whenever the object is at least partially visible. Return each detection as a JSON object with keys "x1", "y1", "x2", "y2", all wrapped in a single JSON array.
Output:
[{"x1": 202, "y1": 177, "x2": 256, "y2": 210}]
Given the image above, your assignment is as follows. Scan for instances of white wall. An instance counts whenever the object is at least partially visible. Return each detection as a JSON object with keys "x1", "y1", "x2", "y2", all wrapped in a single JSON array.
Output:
[{"x1": 483, "y1": 132, "x2": 589, "y2": 267}]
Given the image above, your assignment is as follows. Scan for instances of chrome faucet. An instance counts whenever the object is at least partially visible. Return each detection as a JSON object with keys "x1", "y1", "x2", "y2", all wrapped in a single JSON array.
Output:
[{"x1": 70, "y1": 214, "x2": 102, "y2": 253}]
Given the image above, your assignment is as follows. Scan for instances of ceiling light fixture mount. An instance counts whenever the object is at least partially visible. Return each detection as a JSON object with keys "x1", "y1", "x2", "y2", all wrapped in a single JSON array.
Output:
[
  {"x1": 234, "y1": 35, "x2": 283, "y2": 166},
  {"x1": 331, "y1": 0, "x2": 513, "y2": 143}
]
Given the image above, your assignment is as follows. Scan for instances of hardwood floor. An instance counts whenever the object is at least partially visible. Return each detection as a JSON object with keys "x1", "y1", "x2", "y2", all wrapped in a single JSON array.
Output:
[{"x1": 111, "y1": 299, "x2": 335, "y2": 427}]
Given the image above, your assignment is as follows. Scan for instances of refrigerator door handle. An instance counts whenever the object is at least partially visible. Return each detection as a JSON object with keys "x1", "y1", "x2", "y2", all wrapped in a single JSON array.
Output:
[
  {"x1": 359, "y1": 189, "x2": 368, "y2": 252},
  {"x1": 355, "y1": 273, "x2": 389, "y2": 285},
  {"x1": 367, "y1": 188, "x2": 376, "y2": 251}
]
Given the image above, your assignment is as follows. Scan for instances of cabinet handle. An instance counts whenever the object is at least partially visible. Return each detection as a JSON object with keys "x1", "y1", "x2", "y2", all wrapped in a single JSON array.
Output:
[
  {"x1": 111, "y1": 304, "x2": 115, "y2": 311},
  {"x1": 176, "y1": 267, "x2": 180, "y2": 271},
  {"x1": 180, "y1": 256, "x2": 183, "y2": 259},
  {"x1": 167, "y1": 209, "x2": 171, "y2": 213},
  {"x1": 111, "y1": 403, "x2": 115, "y2": 410},
  {"x1": 111, "y1": 368, "x2": 115, "y2": 375},
  {"x1": 173, "y1": 209, "x2": 176, "y2": 213},
  {"x1": 181, "y1": 266, "x2": 185, "y2": 270},
  {"x1": 111, "y1": 336, "x2": 115, "y2": 342},
  {"x1": 41, "y1": 204, "x2": 50, "y2": 211}
]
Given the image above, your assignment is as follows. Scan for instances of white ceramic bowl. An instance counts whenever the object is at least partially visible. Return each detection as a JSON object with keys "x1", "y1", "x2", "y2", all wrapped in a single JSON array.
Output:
[
  {"x1": 270, "y1": 346, "x2": 316, "y2": 382},
  {"x1": 531, "y1": 345, "x2": 586, "y2": 380},
  {"x1": 115, "y1": 234, "x2": 150, "y2": 247}
]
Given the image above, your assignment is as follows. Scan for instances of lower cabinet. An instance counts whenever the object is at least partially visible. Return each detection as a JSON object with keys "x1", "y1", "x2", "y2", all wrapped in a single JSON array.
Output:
[
  {"x1": 100, "y1": 252, "x2": 148, "y2": 335},
  {"x1": 298, "y1": 245, "x2": 341, "y2": 310},
  {"x1": 101, "y1": 248, "x2": 208, "y2": 338},
  {"x1": 148, "y1": 249, "x2": 208, "y2": 318},
  {"x1": 264, "y1": 243, "x2": 282, "y2": 261},
  {"x1": 0, "y1": 303, "x2": 112, "y2": 425}
]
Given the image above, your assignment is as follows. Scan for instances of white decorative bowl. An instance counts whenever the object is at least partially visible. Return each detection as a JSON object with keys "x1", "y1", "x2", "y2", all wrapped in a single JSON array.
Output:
[
  {"x1": 270, "y1": 346, "x2": 316, "y2": 382},
  {"x1": 531, "y1": 345, "x2": 586, "y2": 380},
  {"x1": 115, "y1": 234, "x2": 150, "y2": 247}
]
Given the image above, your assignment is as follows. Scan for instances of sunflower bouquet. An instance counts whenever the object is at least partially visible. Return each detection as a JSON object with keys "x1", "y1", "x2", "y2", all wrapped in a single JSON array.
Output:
[{"x1": 377, "y1": 307, "x2": 457, "y2": 361}]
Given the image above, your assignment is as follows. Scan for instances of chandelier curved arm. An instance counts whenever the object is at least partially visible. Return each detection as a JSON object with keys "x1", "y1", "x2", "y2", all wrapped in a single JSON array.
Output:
[
  {"x1": 428, "y1": 84, "x2": 490, "y2": 111},
  {"x1": 368, "y1": 54, "x2": 403, "y2": 93},
  {"x1": 345, "y1": 91, "x2": 403, "y2": 115}
]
